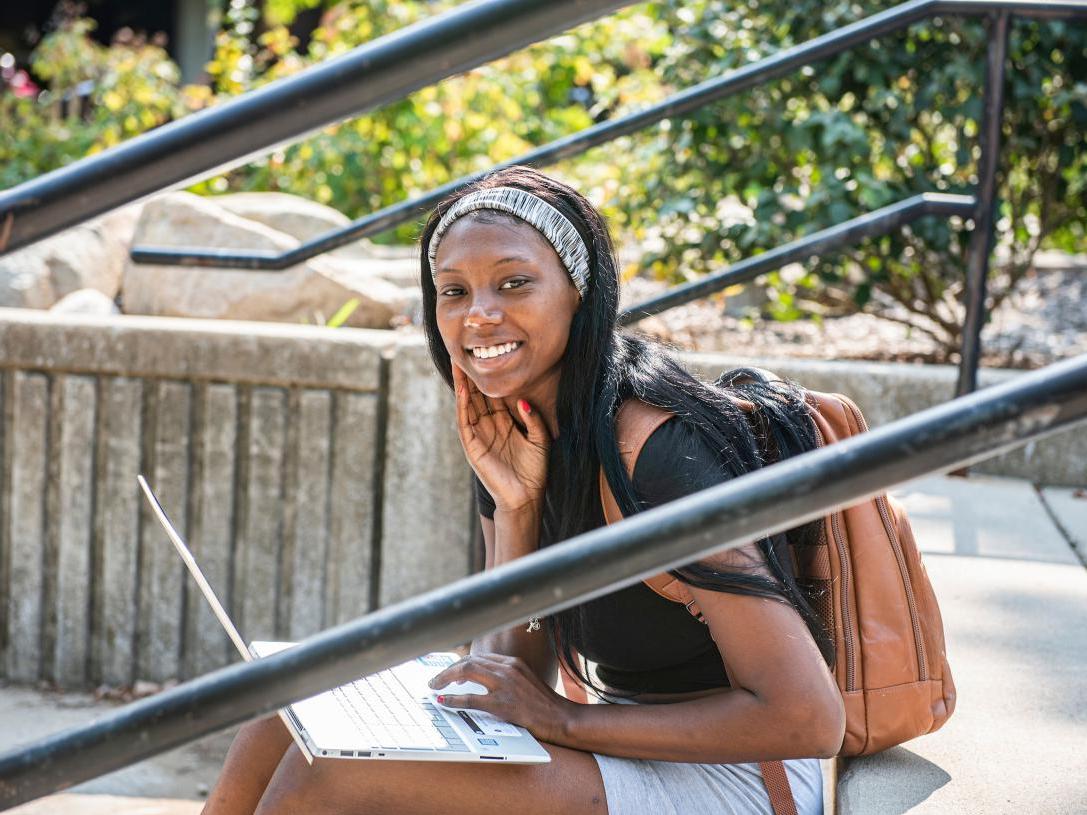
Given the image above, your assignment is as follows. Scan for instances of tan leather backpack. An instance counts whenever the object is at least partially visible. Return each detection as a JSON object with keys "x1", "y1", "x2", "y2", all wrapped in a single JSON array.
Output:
[{"x1": 592, "y1": 379, "x2": 956, "y2": 812}]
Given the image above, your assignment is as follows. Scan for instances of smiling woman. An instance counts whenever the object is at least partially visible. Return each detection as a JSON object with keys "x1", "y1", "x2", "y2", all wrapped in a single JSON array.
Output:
[{"x1": 200, "y1": 167, "x2": 841, "y2": 815}]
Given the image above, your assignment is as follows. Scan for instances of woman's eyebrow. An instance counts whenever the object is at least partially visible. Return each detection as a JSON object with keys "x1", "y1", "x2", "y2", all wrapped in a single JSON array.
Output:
[{"x1": 434, "y1": 256, "x2": 534, "y2": 276}]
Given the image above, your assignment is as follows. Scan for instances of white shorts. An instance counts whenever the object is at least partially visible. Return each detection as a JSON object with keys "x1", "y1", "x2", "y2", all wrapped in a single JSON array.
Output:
[
  {"x1": 589, "y1": 695, "x2": 823, "y2": 815},
  {"x1": 591, "y1": 752, "x2": 823, "y2": 815}
]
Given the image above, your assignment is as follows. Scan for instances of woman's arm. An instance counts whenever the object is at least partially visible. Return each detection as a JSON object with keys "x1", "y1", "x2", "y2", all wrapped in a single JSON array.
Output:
[
  {"x1": 557, "y1": 568, "x2": 845, "y2": 762},
  {"x1": 448, "y1": 365, "x2": 557, "y2": 683},
  {"x1": 470, "y1": 511, "x2": 557, "y2": 685},
  {"x1": 436, "y1": 556, "x2": 843, "y2": 762}
]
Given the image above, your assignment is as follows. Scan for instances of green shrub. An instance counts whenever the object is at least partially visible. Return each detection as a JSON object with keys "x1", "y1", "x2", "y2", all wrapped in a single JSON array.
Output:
[
  {"x1": 0, "y1": 18, "x2": 194, "y2": 190},
  {"x1": 633, "y1": 0, "x2": 1087, "y2": 353}
]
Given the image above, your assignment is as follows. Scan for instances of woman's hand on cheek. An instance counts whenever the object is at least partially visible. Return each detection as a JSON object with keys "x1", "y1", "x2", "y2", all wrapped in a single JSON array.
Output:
[
  {"x1": 428, "y1": 653, "x2": 575, "y2": 746},
  {"x1": 452, "y1": 364, "x2": 551, "y2": 515}
]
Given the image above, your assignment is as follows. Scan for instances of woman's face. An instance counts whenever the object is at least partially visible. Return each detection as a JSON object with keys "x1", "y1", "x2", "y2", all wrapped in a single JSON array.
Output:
[{"x1": 432, "y1": 215, "x2": 581, "y2": 403}]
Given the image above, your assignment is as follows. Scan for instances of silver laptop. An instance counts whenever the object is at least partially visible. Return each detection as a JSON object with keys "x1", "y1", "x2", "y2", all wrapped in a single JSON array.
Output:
[{"x1": 137, "y1": 475, "x2": 551, "y2": 765}]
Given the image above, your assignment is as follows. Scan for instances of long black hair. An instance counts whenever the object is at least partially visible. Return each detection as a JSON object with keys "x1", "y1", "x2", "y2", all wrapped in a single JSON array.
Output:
[{"x1": 420, "y1": 166, "x2": 832, "y2": 693}]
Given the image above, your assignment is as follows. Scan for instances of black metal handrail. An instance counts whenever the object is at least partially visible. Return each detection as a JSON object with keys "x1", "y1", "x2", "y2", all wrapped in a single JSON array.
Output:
[
  {"x1": 0, "y1": 0, "x2": 632, "y2": 257},
  {"x1": 0, "y1": 351, "x2": 1084, "y2": 810},
  {"x1": 618, "y1": 193, "x2": 976, "y2": 325}
]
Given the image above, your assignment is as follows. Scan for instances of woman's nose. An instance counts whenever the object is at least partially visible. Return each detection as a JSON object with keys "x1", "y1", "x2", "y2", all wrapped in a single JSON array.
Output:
[{"x1": 464, "y1": 298, "x2": 502, "y2": 328}]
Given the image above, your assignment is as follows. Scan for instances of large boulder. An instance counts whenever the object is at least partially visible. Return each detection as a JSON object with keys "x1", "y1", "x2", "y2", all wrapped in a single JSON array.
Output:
[
  {"x1": 0, "y1": 205, "x2": 141, "y2": 309},
  {"x1": 122, "y1": 193, "x2": 416, "y2": 328},
  {"x1": 213, "y1": 192, "x2": 419, "y2": 286}
]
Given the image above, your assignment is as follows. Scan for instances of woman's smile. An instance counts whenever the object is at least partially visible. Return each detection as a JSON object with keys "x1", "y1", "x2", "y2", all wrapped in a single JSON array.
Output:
[{"x1": 468, "y1": 340, "x2": 524, "y2": 362}]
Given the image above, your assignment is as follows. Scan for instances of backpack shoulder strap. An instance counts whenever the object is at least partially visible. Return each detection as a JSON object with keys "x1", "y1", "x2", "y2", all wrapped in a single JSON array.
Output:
[
  {"x1": 598, "y1": 400, "x2": 674, "y2": 525},
  {"x1": 599, "y1": 401, "x2": 697, "y2": 610}
]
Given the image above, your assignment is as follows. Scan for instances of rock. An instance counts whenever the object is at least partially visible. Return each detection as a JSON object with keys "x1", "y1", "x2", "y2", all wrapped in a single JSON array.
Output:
[
  {"x1": 213, "y1": 191, "x2": 420, "y2": 285},
  {"x1": 123, "y1": 193, "x2": 417, "y2": 328},
  {"x1": 214, "y1": 191, "x2": 372, "y2": 258},
  {"x1": 0, "y1": 204, "x2": 142, "y2": 309},
  {"x1": 50, "y1": 288, "x2": 121, "y2": 316}
]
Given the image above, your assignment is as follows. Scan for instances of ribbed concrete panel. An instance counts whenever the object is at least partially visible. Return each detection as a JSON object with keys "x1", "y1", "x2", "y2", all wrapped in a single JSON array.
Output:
[
  {"x1": 328, "y1": 392, "x2": 378, "y2": 625},
  {"x1": 286, "y1": 390, "x2": 332, "y2": 640},
  {"x1": 137, "y1": 381, "x2": 191, "y2": 682},
  {"x1": 94, "y1": 377, "x2": 143, "y2": 686},
  {"x1": 183, "y1": 384, "x2": 238, "y2": 677},
  {"x1": 379, "y1": 339, "x2": 473, "y2": 606},
  {"x1": 51, "y1": 376, "x2": 97, "y2": 687},
  {"x1": 4, "y1": 372, "x2": 49, "y2": 681},
  {"x1": 236, "y1": 387, "x2": 287, "y2": 641}
]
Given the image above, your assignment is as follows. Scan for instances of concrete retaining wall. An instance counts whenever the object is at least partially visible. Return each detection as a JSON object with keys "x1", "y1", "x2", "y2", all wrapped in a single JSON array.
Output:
[
  {"x1": 0, "y1": 311, "x2": 471, "y2": 689},
  {"x1": 682, "y1": 353, "x2": 1086, "y2": 486},
  {"x1": 0, "y1": 309, "x2": 1080, "y2": 688}
]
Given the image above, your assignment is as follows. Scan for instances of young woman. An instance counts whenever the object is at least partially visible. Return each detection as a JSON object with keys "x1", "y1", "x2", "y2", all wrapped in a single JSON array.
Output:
[{"x1": 203, "y1": 166, "x2": 844, "y2": 815}]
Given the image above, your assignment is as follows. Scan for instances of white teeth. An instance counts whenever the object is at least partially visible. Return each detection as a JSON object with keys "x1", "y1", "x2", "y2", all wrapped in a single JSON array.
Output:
[{"x1": 472, "y1": 341, "x2": 520, "y2": 359}]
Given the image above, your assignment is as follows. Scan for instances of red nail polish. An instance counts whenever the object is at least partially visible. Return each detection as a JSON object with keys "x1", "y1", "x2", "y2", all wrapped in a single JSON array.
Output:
[
  {"x1": 437, "y1": 695, "x2": 446, "y2": 703},
  {"x1": 518, "y1": 400, "x2": 531, "y2": 415}
]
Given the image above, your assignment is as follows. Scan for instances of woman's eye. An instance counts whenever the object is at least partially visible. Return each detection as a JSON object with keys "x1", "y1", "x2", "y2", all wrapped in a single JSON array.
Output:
[
  {"x1": 499, "y1": 278, "x2": 529, "y2": 290},
  {"x1": 440, "y1": 287, "x2": 465, "y2": 297}
]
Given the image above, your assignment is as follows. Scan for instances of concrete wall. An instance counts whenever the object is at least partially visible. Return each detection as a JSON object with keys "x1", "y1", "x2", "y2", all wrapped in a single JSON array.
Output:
[
  {"x1": 681, "y1": 353, "x2": 1086, "y2": 486},
  {"x1": 0, "y1": 309, "x2": 1080, "y2": 688},
  {"x1": 0, "y1": 310, "x2": 471, "y2": 689}
]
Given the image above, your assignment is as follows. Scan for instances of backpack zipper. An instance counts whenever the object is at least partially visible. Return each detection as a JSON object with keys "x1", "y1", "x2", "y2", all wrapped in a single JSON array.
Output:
[
  {"x1": 812, "y1": 418, "x2": 857, "y2": 692},
  {"x1": 843, "y1": 400, "x2": 929, "y2": 682},
  {"x1": 829, "y1": 510, "x2": 856, "y2": 692}
]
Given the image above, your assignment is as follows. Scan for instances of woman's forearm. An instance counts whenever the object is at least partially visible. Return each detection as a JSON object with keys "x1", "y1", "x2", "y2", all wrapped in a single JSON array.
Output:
[
  {"x1": 557, "y1": 689, "x2": 843, "y2": 764},
  {"x1": 471, "y1": 505, "x2": 556, "y2": 682}
]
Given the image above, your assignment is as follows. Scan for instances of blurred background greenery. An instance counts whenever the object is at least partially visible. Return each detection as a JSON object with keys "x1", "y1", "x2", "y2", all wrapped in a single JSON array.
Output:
[{"x1": 2, "y1": 0, "x2": 1084, "y2": 356}]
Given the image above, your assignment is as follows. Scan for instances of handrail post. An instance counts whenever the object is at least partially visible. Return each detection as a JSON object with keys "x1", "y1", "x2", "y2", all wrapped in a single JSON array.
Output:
[{"x1": 956, "y1": 10, "x2": 1011, "y2": 397}]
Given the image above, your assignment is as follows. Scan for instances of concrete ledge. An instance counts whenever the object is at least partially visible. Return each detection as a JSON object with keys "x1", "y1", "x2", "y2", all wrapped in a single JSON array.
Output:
[
  {"x1": 0, "y1": 309, "x2": 392, "y2": 391},
  {"x1": 680, "y1": 352, "x2": 1087, "y2": 486},
  {"x1": 1041, "y1": 487, "x2": 1087, "y2": 561}
]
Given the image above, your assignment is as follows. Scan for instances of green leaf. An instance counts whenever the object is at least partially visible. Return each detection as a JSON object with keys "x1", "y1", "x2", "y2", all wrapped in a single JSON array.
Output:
[{"x1": 326, "y1": 298, "x2": 361, "y2": 329}]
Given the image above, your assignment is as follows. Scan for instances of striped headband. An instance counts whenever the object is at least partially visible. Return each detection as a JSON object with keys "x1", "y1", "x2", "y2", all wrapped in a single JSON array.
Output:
[{"x1": 427, "y1": 186, "x2": 591, "y2": 298}]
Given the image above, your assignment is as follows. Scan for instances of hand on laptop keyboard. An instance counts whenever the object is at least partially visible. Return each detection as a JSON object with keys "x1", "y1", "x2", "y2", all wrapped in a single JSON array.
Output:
[{"x1": 432, "y1": 680, "x2": 488, "y2": 702}]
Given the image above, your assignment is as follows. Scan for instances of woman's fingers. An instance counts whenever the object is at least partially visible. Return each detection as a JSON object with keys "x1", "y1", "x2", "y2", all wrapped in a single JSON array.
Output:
[
  {"x1": 433, "y1": 692, "x2": 495, "y2": 711},
  {"x1": 467, "y1": 378, "x2": 491, "y2": 429},
  {"x1": 428, "y1": 654, "x2": 521, "y2": 690},
  {"x1": 517, "y1": 399, "x2": 551, "y2": 447}
]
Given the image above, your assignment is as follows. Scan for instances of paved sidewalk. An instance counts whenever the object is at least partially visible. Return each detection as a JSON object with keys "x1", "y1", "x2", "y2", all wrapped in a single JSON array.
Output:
[{"x1": 1, "y1": 473, "x2": 1085, "y2": 814}]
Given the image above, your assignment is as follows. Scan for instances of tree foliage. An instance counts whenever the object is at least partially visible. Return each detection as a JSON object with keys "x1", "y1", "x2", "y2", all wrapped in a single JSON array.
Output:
[
  {"x1": 190, "y1": 0, "x2": 669, "y2": 243},
  {"x1": 0, "y1": 19, "x2": 194, "y2": 189},
  {"x1": 2, "y1": 0, "x2": 1084, "y2": 356},
  {"x1": 637, "y1": 0, "x2": 1087, "y2": 353}
]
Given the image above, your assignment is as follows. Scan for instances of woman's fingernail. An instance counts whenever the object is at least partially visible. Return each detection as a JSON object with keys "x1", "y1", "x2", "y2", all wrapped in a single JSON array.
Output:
[
  {"x1": 518, "y1": 399, "x2": 531, "y2": 415},
  {"x1": 436, "y1": 695, "x2": 446, "y2": 703}
]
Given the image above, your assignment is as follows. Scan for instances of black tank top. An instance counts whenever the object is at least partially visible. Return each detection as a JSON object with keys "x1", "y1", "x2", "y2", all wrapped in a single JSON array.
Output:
[{"x1": 474, "y1": 418, "x2": 732, "y2": 694}]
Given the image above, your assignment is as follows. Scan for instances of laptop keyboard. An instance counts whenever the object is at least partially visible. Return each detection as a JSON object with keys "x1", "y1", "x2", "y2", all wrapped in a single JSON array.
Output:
[{"x1": 331, "y1": 668, "x2": 470, "y2": 752}]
